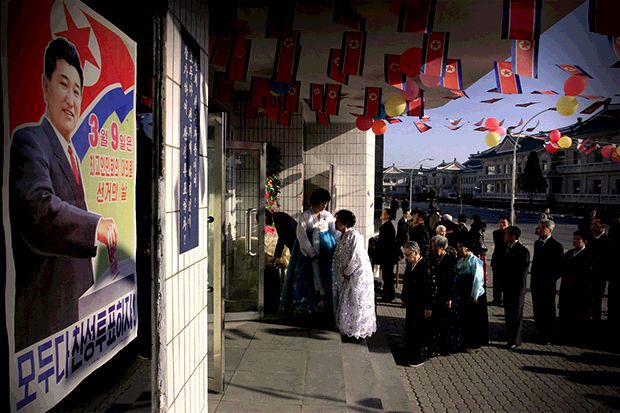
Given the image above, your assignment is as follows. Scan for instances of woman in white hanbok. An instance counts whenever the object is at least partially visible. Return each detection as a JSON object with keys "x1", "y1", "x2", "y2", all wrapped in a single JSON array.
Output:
[{"x1": 332, "y1": 210, "x2": 377, "y2": 340}]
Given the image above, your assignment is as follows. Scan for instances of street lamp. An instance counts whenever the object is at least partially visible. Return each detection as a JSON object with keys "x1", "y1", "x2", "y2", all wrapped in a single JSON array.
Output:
[{"x1": 409, "y1": 157, "x2": 434, "y2": 207}]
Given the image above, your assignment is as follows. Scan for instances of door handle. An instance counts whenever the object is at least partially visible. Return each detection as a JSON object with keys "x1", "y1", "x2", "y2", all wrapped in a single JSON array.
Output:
[
  {"x1": 245, "y1": 208, "x2": 257, "y2": 257},
  {"x1": 207, "y1": 282, "x2": 214, "y2": 292}
]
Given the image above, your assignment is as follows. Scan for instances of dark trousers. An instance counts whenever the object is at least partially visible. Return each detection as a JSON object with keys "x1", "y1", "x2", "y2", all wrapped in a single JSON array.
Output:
[
  {"x1": 531, "y1": 276, "x2": 557, "y2": 341},
  {"x1": 504, "y1": 290, "x2": 525, "y2": 346},
  {"x1": 462, "y1": 293, "x2": 489, "y2": 349},
  {"x1": 491, "y1": 265, "x2": 504, "y2": 303},
  {"x1": 590, "y1": 278, "x2": 607, "y2": 322},
  {"x1": 405, "y1": 306, "x2": 433, "y2": 363},
  {"x1": 381, "y1": 264, "x2": 395, "y2": 300}
]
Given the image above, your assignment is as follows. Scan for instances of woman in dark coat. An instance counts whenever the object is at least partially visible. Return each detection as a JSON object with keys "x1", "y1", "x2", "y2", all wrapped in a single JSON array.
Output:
[{"x1": 401, "y1": 241, "x2": 436, "y2": 366}]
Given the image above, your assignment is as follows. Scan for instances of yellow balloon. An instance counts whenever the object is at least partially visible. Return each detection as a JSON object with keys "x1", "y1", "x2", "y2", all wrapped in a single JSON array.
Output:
[
  {"x1": 616, "y1": 145, "x2": 620, "y2": 157},
  {"x1": 557, "y1": 136, "x2": 572, "y2": 149},
  {"x1": 384, "y1": 95, "x2": 407, "y2": 117},
  {"x1": 556, "y1": 96, "x2": 579, "y2": 116},
  {"x1": 485, "y1": 131, "x2": 501, "y2": 147}
]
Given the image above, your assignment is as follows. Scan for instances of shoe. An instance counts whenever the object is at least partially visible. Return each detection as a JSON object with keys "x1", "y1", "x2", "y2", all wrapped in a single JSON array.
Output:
[
  {"x1": 407, "y1": 361, "x2": 425, "y2": 367},
  {"x1": 505, "y1": 343, "x2": 520, "y2": 350}
]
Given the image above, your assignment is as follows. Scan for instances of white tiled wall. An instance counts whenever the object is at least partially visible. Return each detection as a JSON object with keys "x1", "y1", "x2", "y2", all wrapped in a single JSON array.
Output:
[{"x1": 162, "y1": 3, "x2": 209, "y2": 412}]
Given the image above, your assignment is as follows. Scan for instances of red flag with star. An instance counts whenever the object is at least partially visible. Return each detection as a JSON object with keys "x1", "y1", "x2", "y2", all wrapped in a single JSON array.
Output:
[
  {"x1": 283, "y1": 81, "x2": 301, "y2": 113},
  {"x1": 363, "y1": 87, "x2": 382, "y2": 118},
  {"x1": 316, "y1": 111, "x2": 330, "y2": 125},
  {"x1": 310, "y1": 83, "x2": 324, "y2": 111},
  {"x1": 441, "y1": 58, "x2": 463, "y2": 90},
  {"x1": 397, "y1": 0, "x2": 437, "y2": 33},
  {"x1": 589, "y1": 0, "x2": 620, "y2": 36},
  {"x1": 327, "y1": 48, "x2": 349, "y2": 84},
  {"x1": 501, "y1": 0, "x2": 542, "y2": 40},
  {"x1": 273, "y1": 31, "x2": 301, "y2": 83},
  {"x1": 323, "y1": 84, "x2": 342, "y2": 116},
  {"x1": 385, "y1": 54, "x2": 406, "y2": 89},
  {"x1": 494, "y1": 61, "x2": 522, "y2": 94},
  {"x1": 512, "y1": 38, "x2": 539, "y2": 78},
  {"x1": 406, "y1": 91, "x2": 425, "y2": 117},
  {"x1": 249, "y1": 76, "x2": 275, "y2": 108},
  {"x1": 421, "y1": 32, "x2": 450, "y2": 79},
  {"x1": 340, "y1": 31, "x2": 367, "y2": 76}
]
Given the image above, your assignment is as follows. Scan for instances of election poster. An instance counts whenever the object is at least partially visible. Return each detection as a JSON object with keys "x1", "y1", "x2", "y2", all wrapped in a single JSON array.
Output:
[{"x1": 2, "y1": 1, "x2": 138, "y2": 411}]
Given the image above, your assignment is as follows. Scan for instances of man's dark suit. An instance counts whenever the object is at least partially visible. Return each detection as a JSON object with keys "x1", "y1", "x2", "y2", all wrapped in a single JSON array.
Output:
[
  {"x1": 491, "y1": 228, "x2": 507, "y2": 303},
  {"x1": 503, "y1": 241, "x2": 531, "y2": 347},
  {"x1": 407, "y1": 223, "x2": 430, "y2": 259},
  {"x1": 272, "y1": 211, "x2": 297, "y2": 259},
  {"x1": 10, "y1": 118, "x2": 100, "y2": 351},
  {"x1": 530, "y1": 236, "x2": 564, "y2": 342},
  {"x1": 376, "y1": 220, "x2": 398, "y2": 301},
  {"x1": 587, "y1": 233, "x2": 614, "y2": 322}
]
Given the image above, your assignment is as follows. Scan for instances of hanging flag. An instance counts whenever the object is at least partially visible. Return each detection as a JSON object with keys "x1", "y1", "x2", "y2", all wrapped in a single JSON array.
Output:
[
  {"x1": 494, "y1": 61, "x2": 522, "y2": 94},
  {"x1": 327, "y1": 48, "x2": 349, "y2": 84},
  {"x1": 316, "y1": 110, "x2": 330, "y2": 125},
  {"x1": 589, "y1": 0, "x2": 620, "y2": 36},
  {"x1": 451, "y1": 89, "x2": 469, "y2": 98},
  {"x1": 273, "y1": 31, "x2": 301, "y2": 83},
  {"x1": 309, "y1": 83, "x2": 324, "y2": 111},
  {"x1": 333, "y1": 0, "x2": 366, "y2": 31},
  {"x1": 277, "y1": 110, "x2": 292, "y2": 126},
  {"x1": 265, "y1": 0, "x2": 295, "y2": 38},
  {"x1": 512, "y1": 38, "x2": 539, "y2": 78},
  {"x1": 556, "y1": 64, "x2": 593, "y2": 79},
  {"x1": 508, "y1": 118, "x2": 524, "y2": 128},
  {"x1": 579, "y1": 95, "x2": 604, "y2": 100},
  {"x1": 447, "y1": 118, "x2": 462, "y2": 126},
  {"x1": 213, "y1": 71, "x2": 234, "y2": 102},
  {"x1": 443, "y1": 95, "x2": 461, "y2": 100},
  {"x1": 414, "y1": 121, "x2": 432, "y2": 133},
  {"x1": 581, "y1": 100, "x2": 605, "y2": 114},
  {"x1": 525, "y1": 120, "x2": 540, "y2": 132},
  {"x1": 487, "y1": 88, "x2": 499, "y2": 93},
  {"x1": 340, "y1": 31, "x2": 367, "y2": 76},
  {"x1": 446, "y1": 124, "x2": 464, "y2": 131},
  {"x1": 210, "y1": 34, "x2": 233, "y2": 67},
  {"x1": 283, "y1": 81, "x2": 301, "y2": 113},
  {"x1": 406, "y1": 90, "x2": 424, "y2": 117},
  {"x1": 226, "y1": 35, "x2": 251, "y2": 81},
  {"x1": 323, "y1": 83, "x2": 342, "y2": 116},
  {"x1": 481, "y1": 97, "x2": 503, "y2": 103},
  {"x1": 441, "y1": 58, "x2": 464, "y2": 91},
  {"x1": 585, "y1": 143, "x2": 600, "y2": 155},
  {"x1": 385, "y1": 117, "x2": 403, "y2": 124},
  {"x1": 363, "y1": 86, "x2": 382, "y2": 118},
  {"x1": 499, "y1": 119, "x2": 505, "y2": 126},
  {"x1": 249, "y1": 76, "x2": 274, "y2": 108},
  {"x1": 501, "y1": 0, "x2": 542, "y2": 40},
  {"x1": 421, "y1": 32, "x2": 450, "y2": 78},
  {"x1": 474, "y1": 118, "x2": 485, "y2": 126},
  {"x1": 474, "y1": 126, "x2": 488, "y2": 132},
  {"x1": 385, "y1": 54, "x2": 406, "y2": 89},
  {"x1": 531, "y1": 90, "x2": 558, "y2": 95},
  {"x1": 397, "y1": 0, "x2": 437, "y2": 33},
  {"x1": 515, "y1": 101, "x2": 539, "y2": 107},
  {"x1": 577, "y1": 139, "x2": 587, "y2": 152}
]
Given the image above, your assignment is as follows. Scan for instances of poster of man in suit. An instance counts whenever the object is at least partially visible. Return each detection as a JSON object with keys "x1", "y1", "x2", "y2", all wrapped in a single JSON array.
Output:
[{"x1": 3, "y1": 1, "x2": 137, "y2": 411}]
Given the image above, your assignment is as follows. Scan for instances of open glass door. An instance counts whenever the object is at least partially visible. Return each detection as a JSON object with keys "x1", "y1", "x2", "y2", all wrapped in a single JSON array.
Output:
[
  {"x1": 207, "y1": 113, "x2": 224, "y2": 392},
  {"x1": 224, "y1": 141, "x2": 265, "y2": 320}
]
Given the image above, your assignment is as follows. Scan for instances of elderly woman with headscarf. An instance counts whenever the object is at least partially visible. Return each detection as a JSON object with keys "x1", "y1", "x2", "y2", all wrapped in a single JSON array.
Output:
[{"x1": 332, "y1": 209, "x2": 377, "y2": 341}]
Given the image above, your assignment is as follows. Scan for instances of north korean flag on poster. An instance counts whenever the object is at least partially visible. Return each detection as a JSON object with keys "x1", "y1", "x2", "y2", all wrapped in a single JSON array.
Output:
[
  {"x1": 421, "y1": 32, "x2": 450, "y2": 79},
  {"x1": 340, "y1": 31, "x2": 367, "y2": 76},
  {"x1": 385, "y1": 54, "x2": 406, "y2": 90},
  {"x1": 327, "y1": 48, "x2": 349, "y2": 84},
  {"x1": 226, "y1": 35, "x2": 251, "y2": 81},
  {"x1": 310, "y1": 83, "x2": 324, "y2": 111},
  {"x1": 406, "y1": 91, "x2": 424, "y2": 117},
  {"x1": 512, "y1": 38, "x2": 539, "y2": 78},
  {"x1": 283, "y1": 81, "x2": 301, "y2": 113},
  {"x1": 273, "y1": 31, "x2": 301, "y2": 83},
  {"x1": 249, "y1": 76, "x2": 274, "y2": 108},
  {"x1": 501, "y1": 0, "x2": 542, "y2": 40},
  {"x1": 494, "y1": 61, "x2": 522, "y2": 94},
  {"x1": 556, "y1": 64, "x2": 593, "y2": 78},
  {"x1": 364, "y1": 87, "x2": 382, "y2": 118},
  {"x1": 210, "y1": 34, "x2": 233, "y2": 67},
  {"x1": 323, "y1": 83, "x2": 342, "y2": 116},
  {"x1": 441, "y1": 58, "x2": 463, "y2": 90},
  {"x1": 397, "y1": 0, "x2": 437, "y2": 33},
  {"x1": 213, "y1": 71, "x2": 234, "y2": 102},
  {"x1": 589, "y1": 0, "x2": 620, "y2": 36},
  {"x1": 316, "y1": 110, "x2": 330, "y2": 124}
]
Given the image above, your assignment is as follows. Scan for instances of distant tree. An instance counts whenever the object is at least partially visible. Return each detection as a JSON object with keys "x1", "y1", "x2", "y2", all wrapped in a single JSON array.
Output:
[{"x1": 517, "y1": 151, "x2": 548, "y2": 202}]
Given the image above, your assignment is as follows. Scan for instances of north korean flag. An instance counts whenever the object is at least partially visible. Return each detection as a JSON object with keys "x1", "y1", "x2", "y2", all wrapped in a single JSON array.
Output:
[
  {"x1": 340, "y1": 31, "x2": 367, "y2": 76},
  {"x1": 273, "y1": 31, "x2": 301, "y2": 84},
  {"x1": 494, "y1": 61, "x2": 522, "y2": 94},
  {"x1": 589, "y1": 0, "x2": 620, "y2": 36},
  {"x1": 283, "y1": 81, "x2": 301, "y2": 113},
  {"x1": 277, "y1": 110, "x2": 292, "y2": 127},
  {"x1": 249, "y1": 76, "x2": 274, "y2": 108},
  {"x1": 501, "y1": 0, "x2": 542, "y2": 40},
  {"x1": 421, "y1": 32, "x2": 450, "y2": 79},
  {"x1": 213, "y1": 71, "x2": 234, "y2": 102},
  {"x1": 512, "y1": 38, "x2": 539, "y2": 78},
  {"x1": 210, "y1": 34, "x2": 233, "y2": 67},
  {"x1": 310, "y1": 83, "x2": 324, "y2": 111},
  {"x1": 556, "y1": 64, "x2": 593, "y2": 79},
  {"x1": 414, "y1": 121, "x2": 431, "y2": 133},
  {"x1": 363, "y1": 87, "x2": 382, "y2": 118},
  {"x1": 327, "y1": 48, "x2": 349, "y2": 85},
  {"x1": 385, "y1": 54, "x2": 406, "y2": 90},
  {"x1": 316, "y1": 111, "x2": 330, "y2": 125},
  {"x1": 441, "y1": 58, "x2": 463, "y2": 90},
  {"x1": 226, "y1": 35, "x2": 251, "y2": 81},
  {"x1": 397, "y1": 0, "x2": 437, "y2": 33},
  {"x1": 406, "y1": 90, "x2": 424, "y2": 117},
  {"x1": 323, "y1": 83, "x2": 342, "y2": 116}
]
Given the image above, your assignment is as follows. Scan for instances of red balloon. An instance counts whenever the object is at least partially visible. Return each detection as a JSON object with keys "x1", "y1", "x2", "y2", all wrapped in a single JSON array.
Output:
[
  {"x1": 545, "y1": 142, "x2": 559, "y2": 154},
  {"x1": 355, "y1": 116, "x2": 373, "y2": 131},
  {"x1": 564, "y1": 75, "x2": 588, "y2": 96},
  {"x1": 485, "y1": 118, "x2": 500, "y2": 131},
  {"x1": 400, "y1": 47, "x2": 422, "y2": 77},
  {"x1": 601, "y1": 145, "x2": 614, "y2": 158},
  {"x1": 402, "y1": 79, "x2": 420, "y2": 100},
  {"x1": 372, "y1": 120, "x2": 388, "y2": 135},
  {"x1": 549, "y1": 129, "x2": 561, "y2": 142}
]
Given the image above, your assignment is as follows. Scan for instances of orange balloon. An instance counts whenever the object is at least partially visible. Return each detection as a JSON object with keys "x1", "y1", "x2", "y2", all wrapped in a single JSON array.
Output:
[{"x1": 372, "y1": 120, "x2": 388, "y2": 135}]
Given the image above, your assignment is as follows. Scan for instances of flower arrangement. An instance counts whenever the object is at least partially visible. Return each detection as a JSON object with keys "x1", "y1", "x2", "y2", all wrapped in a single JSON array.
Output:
[{"x1": 264, "y1": 143, "x2": 283, "y2": 233}]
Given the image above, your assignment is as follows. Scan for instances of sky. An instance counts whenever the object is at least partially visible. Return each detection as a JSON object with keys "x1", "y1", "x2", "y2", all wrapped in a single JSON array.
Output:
[{"x1": 383, "y1": 2, "x2": 620, "y2": 169}]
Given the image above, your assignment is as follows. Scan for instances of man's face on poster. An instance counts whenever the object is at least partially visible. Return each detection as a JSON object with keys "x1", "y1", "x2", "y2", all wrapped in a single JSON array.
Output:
[{"x1": 42, "y1": 58, "x2": 82, "y2": 141}]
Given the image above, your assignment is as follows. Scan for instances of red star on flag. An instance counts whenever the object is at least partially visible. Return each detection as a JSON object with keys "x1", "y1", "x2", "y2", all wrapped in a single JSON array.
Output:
[{"x1": 55, "y1": 4, "x2": 99, "y2": 70}]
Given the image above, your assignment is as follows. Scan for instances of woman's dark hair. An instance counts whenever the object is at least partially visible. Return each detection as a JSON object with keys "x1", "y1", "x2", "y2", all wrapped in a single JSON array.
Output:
[
  {"x1": 335, "y1": 209, "x2": 356, "y2": 228},
  {"x1": 310, "y1": 188, "x2": 331, "y2": 207},
  {"x1": 573, "y1": 230, "x2": 588, "y2": 240},
  {"x1": 45, "y1": 37, "x2": 84, "y2": 88},
  {"x1": 458, "y1": 236, "x2": 473, "y2": 250},
  {"x1": 457, "y1": 214, "x2": 467, "y2": 223}
]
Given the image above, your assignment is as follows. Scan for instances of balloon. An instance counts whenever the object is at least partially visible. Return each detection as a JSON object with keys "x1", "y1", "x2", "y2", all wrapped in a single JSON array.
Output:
[
  {"x1": 612, "y1": 148, "x2": 620, "y2": 163},
  {"x1": 484, "y1": 118, "x2": 500, "y2": 131},
  {"x1": 385, "y1": 95, "x2": 407, "y2": 117},
  {"x1": 557, "y1": 136, "x2": 572, "y2": 149},
  {"x1": 545, "y1": 142, "x2": 560, "y2": 154},
  {"x1": 485, "y1": 131, "x2": 501, "y2": 147},
  {"x1": 372, "y1": 120, "x2": 388, "y2": 135},
  {"x1": 400, "y1": 47, "x2": 422, "y2": 77},
  {"x1": 556, "y1": 96, "x2": 579, "y2": 116},
  {"x1": 419, "y1": 73, "x2": 441, "y2": 88},
  {"x1": 563, "y1": 75, "x2": 588, "y2": 96},
  {"x1": 355, "y1": 116, "x2": 373, "y2": 131},
  {"x1": 549, "y1": 129, "x2": 561, "y2": 143},
  {"x1": 496, "y1": 127, "x2": 506, "y2": 137},
  {"x1": 601, "y1": 144, "x2": 614, "y2": 158},
  {"x1": 402, "y1": 79, "x2": 420, "y2": 100},
  {"x1": 617, "y1": 145, "x2": 620, "y2": 157}
]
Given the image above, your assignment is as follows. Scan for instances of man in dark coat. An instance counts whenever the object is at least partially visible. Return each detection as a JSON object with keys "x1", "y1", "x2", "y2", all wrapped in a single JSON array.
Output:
[
  {"x1": 502, "y1": 226, "x2": 531, "y2": 349},
  {"x1": 266, "y1": 209, "x2": 297, "y2": 262},
  {"x1": 389, "y1": 198, "x2": 399, "y2": 220},
  {"x1": 530, "y1": 218, "x2": 564, "y2": 344},
  {"x1": 407, "y1": 209, "x2": 430, "y2": 259},
  {"x1": 489, "y1": 216, "x2": 510, "y2": 306},
  {"x1": 377, "y1": 209, "x2": 398, "y2": 302},
  {"x1": 587, "y1": 215, "x2": 614, "y2": 327}
]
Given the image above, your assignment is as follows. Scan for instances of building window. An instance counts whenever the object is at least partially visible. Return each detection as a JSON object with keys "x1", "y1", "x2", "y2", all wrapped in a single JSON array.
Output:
[
  {"x1": 593, "y1": 179, "x2": 602, "y2": 194},
  {"x1": 573, "y1": 180, "x2": 580, "y2": 194},
  {"x1": 615, "y1": 179, "x2": 620, "y2": 195},
  {"x1": 487, "y1": 165, "x2": 496, "y2": 175},
  {"x1": 486, "y1": 183, "x2": 494, "y2": 193},
  {"x1": 542, "y1": 161, "x2": 548, "y2": 171}
]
